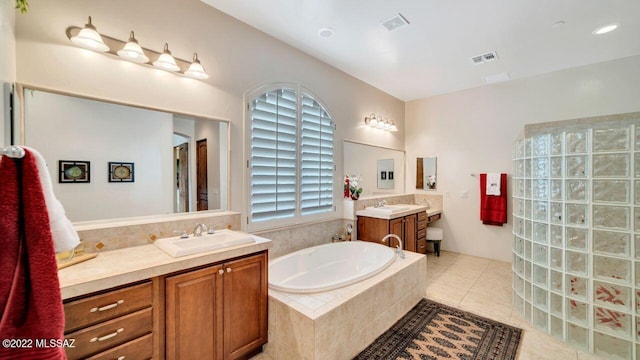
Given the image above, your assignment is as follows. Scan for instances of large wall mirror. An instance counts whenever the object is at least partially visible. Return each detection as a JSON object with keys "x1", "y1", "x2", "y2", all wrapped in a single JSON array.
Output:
[
  {"x1": 416, "y1": 156, "x2": 437, "y2": 190},
  {"x1": 16, "y1": 85, "x2": 229, "y2": 222},
  {"x1": 344, "y1": 140, "x2": 404, "y2": 196}
]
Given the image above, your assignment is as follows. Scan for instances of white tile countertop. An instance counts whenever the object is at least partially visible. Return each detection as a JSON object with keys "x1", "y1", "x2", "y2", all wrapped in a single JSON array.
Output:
[
  {"x1": 58, "y1": 234, "x2": 272, "y2": 300},
  {"x1": 355, "y1": 204, "x2": 442, "y2": 220}
]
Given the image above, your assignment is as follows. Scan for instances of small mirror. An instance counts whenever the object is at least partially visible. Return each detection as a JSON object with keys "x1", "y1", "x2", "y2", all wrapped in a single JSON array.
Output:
[
  {"x1": 377, "y1": 159, "x2": 394, "y2": 189},
  {"x1": 416, "y1": 157, "x2": 437, "y2": 190}
]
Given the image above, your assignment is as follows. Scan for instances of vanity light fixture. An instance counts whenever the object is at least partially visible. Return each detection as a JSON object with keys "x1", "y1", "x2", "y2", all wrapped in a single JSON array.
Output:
[
  {"x1": 66, "y1": 16, "x2": 209, "y2": 80},
  {"x1": 117, "y1": 31, "x2": 149, "y2": 63},
  {"x1": 364, "y1": 113, "x2": 397, "y2": 132},
  {"x1": 184, "y1": 53, "x2": 209, "y2": 79},
  {"x1": 70, "y1": 16, "x2": 109, "y2": 52},
  {"x1": 153, "y1": 43, "x2": 180, "y2": 72}
]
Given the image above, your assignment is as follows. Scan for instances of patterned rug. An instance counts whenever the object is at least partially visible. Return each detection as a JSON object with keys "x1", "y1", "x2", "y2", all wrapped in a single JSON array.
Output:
[{"x1": 354, "y1": 299, "x2": 522, "y2": 360}]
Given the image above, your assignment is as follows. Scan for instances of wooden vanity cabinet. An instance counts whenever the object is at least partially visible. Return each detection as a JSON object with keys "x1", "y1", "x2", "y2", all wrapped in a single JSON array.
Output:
[
  {"x1": 63, "y1": 281, "x2": 154, "y2": 360},
  {"x1": 358, "y1": 211, "x2": 427, "y2": 253},
  {"x1": 165, "y1": 251, "x2": 268, "y2": 360}
]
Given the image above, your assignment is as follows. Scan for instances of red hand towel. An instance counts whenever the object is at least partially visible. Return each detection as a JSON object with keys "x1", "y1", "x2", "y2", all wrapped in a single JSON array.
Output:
[
  {"x1": 480, "y1": 173, "x2": 508, "y2": 226},
  {"x1": 0, "y1": 151, "x2": 66, "y2": 360}
]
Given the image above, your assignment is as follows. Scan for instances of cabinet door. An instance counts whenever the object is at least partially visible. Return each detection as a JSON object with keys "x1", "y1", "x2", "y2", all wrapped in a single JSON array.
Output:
[
  {"x1": 165, "y1": 265, "x2": 223, "y2": 360},
  {"x1": 357, "y1": 216, "x2": 389, "y2": 243},
  {"x1": 404, "y1": 214, "x2": 417, "y2": 252},
  {"x1": 223, "y1": 252, "x2": 268, "y2": 360},
  {"x1": 388, "y1": 218, "x2": 404, "y2": 248}
]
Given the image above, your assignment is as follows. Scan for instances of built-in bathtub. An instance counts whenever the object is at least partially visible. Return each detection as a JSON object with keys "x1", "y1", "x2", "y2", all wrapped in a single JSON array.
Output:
[
  {"x1": 269, "y1": 241, "x2": 396, "y2": 293},
  {"x1": 266, "y1": 241, "x2": 426, "y2": 360}
]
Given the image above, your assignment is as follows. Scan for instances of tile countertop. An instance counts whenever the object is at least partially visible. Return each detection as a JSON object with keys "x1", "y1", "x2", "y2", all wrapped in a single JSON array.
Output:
[
  {"x1": 355, "y1": 204, "x2": 442, "y2": 220},
  {"x1": 58, "y1": 234, "x2": 272, "y2": 300}
]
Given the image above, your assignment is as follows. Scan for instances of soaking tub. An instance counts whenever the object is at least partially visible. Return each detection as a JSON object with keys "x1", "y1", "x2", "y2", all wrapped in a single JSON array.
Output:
[{"x1": 269, "y1": 241, "x2": 396, "y2": 293}]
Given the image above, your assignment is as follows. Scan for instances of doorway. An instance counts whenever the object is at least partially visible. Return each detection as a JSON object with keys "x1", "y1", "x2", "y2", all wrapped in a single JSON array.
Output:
[
  {"x1": 173, "y1": 138, "x2": 189, "y2": 213},
  {"x1": 196, "y1": 139, "x2": 208, "y2": 211}
]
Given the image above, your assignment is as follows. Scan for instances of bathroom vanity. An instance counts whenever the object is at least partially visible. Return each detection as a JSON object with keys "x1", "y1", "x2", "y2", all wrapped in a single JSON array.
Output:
[
  {"x1": 58, "y1": 236, "x2": 271, "y2": 360},
  {"x1": 356, "y1": 204, "x2": 441, "y2": 254}
]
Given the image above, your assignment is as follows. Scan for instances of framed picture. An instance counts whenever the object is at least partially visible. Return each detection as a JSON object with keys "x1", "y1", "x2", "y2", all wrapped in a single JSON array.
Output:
[
  {"x1": 380, "y1": 171, "x2": 387, "y2": 180},
  {"x1": 59, "y1": 160, "x2": 90, "y2": 183},
  {"x1": 108, "y1": 162, "x2": 135, "y2": 182}
]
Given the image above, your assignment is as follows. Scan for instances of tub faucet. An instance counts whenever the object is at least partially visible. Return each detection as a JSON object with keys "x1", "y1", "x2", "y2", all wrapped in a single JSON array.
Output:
[
  {"x1": 193, "y1": 223, "x2": 208, "y2": 237},
  {"x1": 381, "y1": 234, "x2": 404, "y2": 259}
]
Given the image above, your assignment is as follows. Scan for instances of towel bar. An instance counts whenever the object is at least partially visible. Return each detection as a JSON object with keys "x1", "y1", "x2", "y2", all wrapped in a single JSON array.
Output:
[{"x1": 0, "y1": 146, "x2": 25, "y2": 159}]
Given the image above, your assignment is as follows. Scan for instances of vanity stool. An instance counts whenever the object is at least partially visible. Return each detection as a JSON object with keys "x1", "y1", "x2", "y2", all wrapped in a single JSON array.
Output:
[{"x1": 426, "y1": 227, "x2": 443, "y2": 257}]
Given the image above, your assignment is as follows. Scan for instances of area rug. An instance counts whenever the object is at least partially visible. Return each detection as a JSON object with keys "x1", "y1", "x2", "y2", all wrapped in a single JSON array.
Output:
[{"x1": 354, "y1": 298, "x2": 522, "y2": 360}]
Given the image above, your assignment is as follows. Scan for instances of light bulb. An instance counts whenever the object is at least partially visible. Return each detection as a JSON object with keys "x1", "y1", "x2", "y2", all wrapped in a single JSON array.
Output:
[
  {"x1": 153, "y1": 43, "x2": 180, "y2": 72},
  {"x1": 117, "y1": 31, "x2": 149, "y2": 63},
  {"x1": 184, "y1": 52, "x2": 209, "y2": 79},
  {"x1": 70, "y1": 16, "x2": 109, "y2": 52}
]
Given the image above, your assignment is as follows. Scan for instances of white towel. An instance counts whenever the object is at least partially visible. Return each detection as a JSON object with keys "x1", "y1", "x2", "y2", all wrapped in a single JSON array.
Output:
[
  {"x1": 24, "y1": 146, "x2": 80, "y2": 253},
  {"x1": 486, "y1": 173, "x2": 501, "y2": 196}
]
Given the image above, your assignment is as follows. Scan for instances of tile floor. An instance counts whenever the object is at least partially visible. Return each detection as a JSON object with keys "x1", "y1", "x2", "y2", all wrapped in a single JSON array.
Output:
[{"x1": 253, "y1": 250, "x2": 607, "y2": 360}]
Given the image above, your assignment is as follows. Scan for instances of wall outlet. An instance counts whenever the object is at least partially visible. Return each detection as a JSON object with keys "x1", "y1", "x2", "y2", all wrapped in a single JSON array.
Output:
[{"x1": 445, "y1": 191, "x2": 451, "y2": 198}]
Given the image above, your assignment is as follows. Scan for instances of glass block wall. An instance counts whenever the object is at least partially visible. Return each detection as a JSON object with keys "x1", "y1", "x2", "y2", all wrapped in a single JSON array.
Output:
[{"x1": 513, "y1": 116, "x2": 640, "y2": 359}]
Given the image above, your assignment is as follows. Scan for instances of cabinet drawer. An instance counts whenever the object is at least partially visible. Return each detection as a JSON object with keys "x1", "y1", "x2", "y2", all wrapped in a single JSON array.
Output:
[
  {"x1": 417, "y1": 220, "x2": 427, "y2": 231},
  {"x1": 84, "y1": 333, "x2": 153, "y2": 360},
  {"x1": 416, "y1": 239, "x2": 427, "y2": 254},
  {"x1": 417, "y1": 211, "x2": 427, "y2": 222},
  {"x1": 65, "y1": 282, "x2": 152, "y2": 332},
  {"x1": 65, "y1": 307, "x2": 153, "y2": 360},
  {"x1": 417, "y1": 229, "x2": 426, "y2": 240},
  {"x1": 428, "y1": 213, "x2": 441, "y2": 222}
]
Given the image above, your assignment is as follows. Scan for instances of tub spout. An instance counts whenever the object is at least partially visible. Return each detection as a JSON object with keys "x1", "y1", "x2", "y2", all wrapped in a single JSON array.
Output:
[{"x1": 381, "y1": 234, "x2": 404, "y2": 259}]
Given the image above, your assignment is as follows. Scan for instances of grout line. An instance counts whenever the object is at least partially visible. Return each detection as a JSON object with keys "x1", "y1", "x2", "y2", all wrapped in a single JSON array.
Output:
[{"x1": 458, "y1": 260, "x2": 493, "y2": 306}]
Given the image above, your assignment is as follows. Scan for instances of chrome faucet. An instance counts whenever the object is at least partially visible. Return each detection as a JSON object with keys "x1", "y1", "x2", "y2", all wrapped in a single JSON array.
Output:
[
  {"x1": 193, "y1": 223, "x2": 208, "y2": 237},
  {"x1": 374, "y1": 199, "x2": 387, "y2": 208},
  {"x1": 207, "y1": 223, "x2": 227, "y2": 234},
  {"x1": 381, "y1": 234, "x2": 404, "y2": 259}
]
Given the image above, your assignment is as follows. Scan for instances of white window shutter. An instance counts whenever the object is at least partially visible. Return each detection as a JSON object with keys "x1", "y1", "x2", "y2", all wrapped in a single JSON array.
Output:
[
  {"x1": 300, "y1": 93, "x2": 334, "y2": 215},
  {"x1": 250, "y1": 89, "x2": 298, "y2": 222}
]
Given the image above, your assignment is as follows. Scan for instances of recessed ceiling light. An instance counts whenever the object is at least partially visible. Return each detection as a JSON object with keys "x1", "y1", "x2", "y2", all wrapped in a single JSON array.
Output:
[
  {"x1": 318, "y1": 27, "x2": 335, "y2": 38},
  {"x1": 592, "y1": 23, "x2": 618, "y2": 35}
]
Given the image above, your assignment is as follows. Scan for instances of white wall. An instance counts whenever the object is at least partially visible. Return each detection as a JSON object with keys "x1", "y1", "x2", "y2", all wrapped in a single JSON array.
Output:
[
  {"x1": 14, "y1": 0, "x2": 405, "y2": 225},
  {"x1": 0, "y1": 2, "x2": 15, "y2": 147},
  {"x1": 406, "y1": 55, "x2": 640, "y2": 262},
  {"x1": 25, "y1": 90, "x2": 173, "y2": 221}
]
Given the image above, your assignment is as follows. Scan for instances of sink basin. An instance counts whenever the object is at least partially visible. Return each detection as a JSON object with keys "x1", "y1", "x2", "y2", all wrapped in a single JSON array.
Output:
[
  {"x1": 364, "y1": 205, "x2": 410, "y2": 214},
  {"x1": 154, "y1": 229, "x2": 255, "y2": 257}
]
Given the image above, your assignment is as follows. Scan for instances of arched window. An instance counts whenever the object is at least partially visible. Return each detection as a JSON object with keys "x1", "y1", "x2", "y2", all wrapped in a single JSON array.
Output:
[{"x1": 247, "y1": 85, "x2": 335, "y2": 229}]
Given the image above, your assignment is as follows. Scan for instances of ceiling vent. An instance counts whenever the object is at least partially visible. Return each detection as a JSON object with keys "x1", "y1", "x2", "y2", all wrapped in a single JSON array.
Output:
[
  {"x1": 471, "y1": 51, "x2": 499, "y2": 65},
  {"x1": 381, "y1": 13, "x2": 410, "y2": 31}
]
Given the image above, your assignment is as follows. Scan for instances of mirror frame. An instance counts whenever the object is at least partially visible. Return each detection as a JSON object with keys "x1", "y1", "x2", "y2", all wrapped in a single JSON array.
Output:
[{"x1": 14, "y1": 83, "x2": 232, "y2": 220}]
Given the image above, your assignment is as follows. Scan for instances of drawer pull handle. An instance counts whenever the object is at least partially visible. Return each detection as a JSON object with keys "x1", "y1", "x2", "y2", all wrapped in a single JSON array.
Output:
[
  {"x1": 117, "y1": 357, "x2": 125, "y2": 360},
  {"x1": 226, "y1": 268, "x2": 232, "y2": 273},
  {"x1": 90, "y1": 328, "x2": 123, "y2": 342},
  {"x1": 218, "y1": 269, "x2": 224, "y2": 275},
  {"x1": 90, "y1": 300, "x2": 124, "y2": 313}
]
